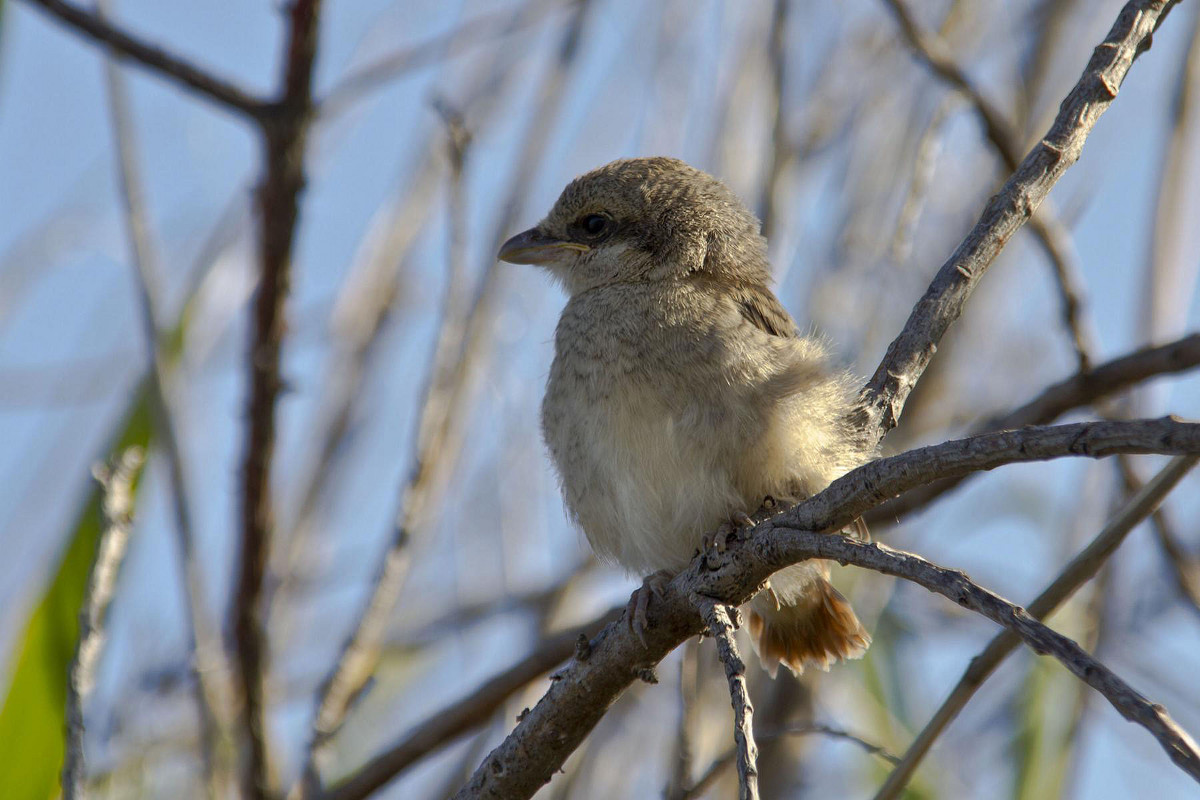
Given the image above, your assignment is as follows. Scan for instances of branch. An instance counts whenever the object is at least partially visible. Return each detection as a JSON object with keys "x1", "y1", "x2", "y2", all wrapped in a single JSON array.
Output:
[
  {"x1": 438, "y1": 2, "x2": 1176, "y2": 797},
  {"x1": 20, "y1": 0, "x2": 267, "y2": 119},
  {"x1": 320, "y1": 610, "x2": 620, "y2": 800},
  {"x1": 294, "y1": 111, "x2": 485, "y2": 800},
  {"x1": 859, "y1": 0, "x2": 1179, "y2": 440},
  {"x1": 100, "y1": 24, "x2": 225, "y2": 787},
  {"x1": 62, "y1": 448, "x2": 144, "y2": 800},
  {"x1": 866, "y1": 331, "x2": 1200, "y2": 524},
  {"x1": 872, "y1": 454, "x2": 1199, "y2": 799},
  {"x1": 756, "y1": 529, "x2": 1200, "y2": 786},
  {"x1": 780, "y1": 418, "x2": 1200, "y2": 536},
  {"x1": 1119, "y1": 459, "x2": 1200, "y2": 619},
  {"x1": 298, "y1": 7, "x2": 593, "y2": 795},
  {"x1": 881, "y1": 0, "x2": 1099, "y2": 370},
  {"x1": 683, "y1": 723, "x2": 900, "y2": 800},
  {"x1": 444, "y1": 417, "x2": 1200, "y2": 800},
  {"x1": 234, "y1": 2, "x2": 323, "y2": 798},
  {"x1": 693, "y1": 598, "x2": 758, "y2": 800}
]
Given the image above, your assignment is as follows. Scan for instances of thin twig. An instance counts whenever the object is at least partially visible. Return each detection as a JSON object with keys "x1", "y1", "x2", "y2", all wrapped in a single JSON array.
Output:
[
  {"x1": 296, "y1": 7, "x2": 592, "y2": 793},
  {"x1": 859, "y1": 0, "x2": 1179, "y2": 440},
  {"x1": 265, "y1": 147, "x2": 442, "y2": 624},
  {"x1": 752, "y1": 535, "x2": 1200, "y2": 785},
  {"x1": 871, "y1": 454, "x2": 1199, "y2": 799},
  {"x1": 866, "y1": 331, "x2": 1200, "y2": 524},
  {"x1": 319, "y1": 0, "x2": 567, "y2": 116},
  {"x1": 664, "y1": 640, "x2": 699, "y2": 800},
  {"x1": 881, "y1": 0, "x2": 1098, "y2": 370},
  {"x1": 683, "y1": 723, "x2": 901, "y2": 800},
  {"x1": 1020, "y1": 0, "x2": 1084, "y2": 129},
  {"x1": 62, "y1": 447, "x2": 144, "y2": 800},
  {"x1": 1118, "y1": 458, "x2": 1200, "y2": 618},
  {"x1": 889, "y1": 94, "x2": 957, "y2": 266},
  {"x1": 693, "y1": 597, "x2": 759, "y2": 800},
  {"x1": 1142, "y1": 3, "x2": 1200, "y2": 349},
  {"x1": 450, "y1": 418, "x2": 1200, "y2": 799},
  {"x1": 758, "y1": 0, "x2": 790, "y2": 245},
  {"x1": 234, "y1": 2, "x2": 324, "y2": 797},
  {"x1": 98, "y1": 17, "x2": 224, "y2": 790},
  {"x1": 320, "y1": 609, "x2": 621, "y2": 800},
  {"x1": 296, "y1": 111, "x2": 475, "y2": 797},
  {"x1": 20, "y1": 0, "x2": 267, "y2": 119}
]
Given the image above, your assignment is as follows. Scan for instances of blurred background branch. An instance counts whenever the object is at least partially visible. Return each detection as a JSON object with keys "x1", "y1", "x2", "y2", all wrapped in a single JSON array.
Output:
[{"x1": 2, "y1": 1, "x2": 1199, "y2": 799}]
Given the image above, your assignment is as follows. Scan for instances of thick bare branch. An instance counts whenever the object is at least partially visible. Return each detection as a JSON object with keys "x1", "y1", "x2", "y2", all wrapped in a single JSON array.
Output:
[
  {"x1": 234, "y1": 2, "x2": 324, "y2": 798},
  {"x1": 20, "y1": 0, "x2": 267, "y2": 119},
  {"x1": 447, "y1": 416, "x2": 1200, "y2": 800},
  {"x1": 872, "y1": 454, "x2": 1199, "y2": 799},
  {"x1": 867, "y1": 332, "x2": 1200, "y2": 523},
  {"x1": 785, "y1": 418, "x2": 1200, "y2": 536}
]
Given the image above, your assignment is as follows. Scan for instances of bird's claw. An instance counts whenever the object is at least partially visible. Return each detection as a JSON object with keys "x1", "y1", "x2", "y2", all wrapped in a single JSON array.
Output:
[
  {"x1": 703, "y1": 510, "x2": 755, "y2": 555},
  {"x1": 628, "y1": 570, "x2": 672, "y2": 647}
]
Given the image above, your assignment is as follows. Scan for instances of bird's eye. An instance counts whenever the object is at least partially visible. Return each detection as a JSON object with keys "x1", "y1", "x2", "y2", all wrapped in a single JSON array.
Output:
[{"x1": 579, "y1": 214, "x2": 609, "y2": 237}]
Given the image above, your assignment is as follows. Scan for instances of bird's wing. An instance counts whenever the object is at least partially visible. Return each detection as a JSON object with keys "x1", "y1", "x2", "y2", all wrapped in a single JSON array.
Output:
[{"x1": 731, "y1": 281, "x2": 801, "y2": 340}]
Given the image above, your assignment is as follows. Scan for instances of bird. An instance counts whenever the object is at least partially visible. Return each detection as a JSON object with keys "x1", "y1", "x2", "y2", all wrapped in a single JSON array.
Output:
[{"x1": 498, "y1": 156, "x2": 872, "y2": 677}]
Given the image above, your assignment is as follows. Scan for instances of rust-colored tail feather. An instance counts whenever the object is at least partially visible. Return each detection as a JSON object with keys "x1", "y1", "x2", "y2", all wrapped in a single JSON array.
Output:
[{"x1": 748, "y1": 578, "x2": 870, "y2": 678}]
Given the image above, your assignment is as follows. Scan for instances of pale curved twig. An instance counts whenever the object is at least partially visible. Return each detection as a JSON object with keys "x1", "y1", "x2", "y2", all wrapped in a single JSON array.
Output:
[
  {"x1": 319, "y1": 0, "x2": 568, "y2": 116},
  {"x1": 295, "y1": 111, "x2": 475, "y2": 798},
  {"x1": 99, "y1": 19, "x2": 224, "y2": 788},
  {"x1": 295, "y1": 5, "x2": 594, "y2": 794},
  {"x1": 62, "y1": 448, "x2": 144, "y2": 800}
]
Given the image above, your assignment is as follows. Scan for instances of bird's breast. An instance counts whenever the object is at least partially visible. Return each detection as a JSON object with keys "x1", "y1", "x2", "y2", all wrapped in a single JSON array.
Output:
[{"x1": 541, "y1": 293, "x2": 754, "y2": 573}]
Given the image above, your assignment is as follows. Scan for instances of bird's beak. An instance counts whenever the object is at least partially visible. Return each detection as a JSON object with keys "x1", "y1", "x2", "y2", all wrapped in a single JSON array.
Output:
[{"x1": 497, "y1": 228, "x2": 589, "y2": 265}]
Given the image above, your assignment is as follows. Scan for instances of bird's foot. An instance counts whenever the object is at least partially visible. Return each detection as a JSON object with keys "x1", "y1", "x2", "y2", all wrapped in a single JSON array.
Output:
[
  {"x1": 703, "y1": 510, "x2": 755, "y2": 555},
  {"x1": 847, "y1": 516, "x2": 871, "y2": 542},
  {"x1": 628, "y1": 569, "x2": 673, "y2": 647}
]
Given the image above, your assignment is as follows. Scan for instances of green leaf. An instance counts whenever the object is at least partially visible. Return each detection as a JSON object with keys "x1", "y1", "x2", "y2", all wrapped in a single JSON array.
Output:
[{"x1": 0, "y1": 384, "x2": 153, "y2": 800}]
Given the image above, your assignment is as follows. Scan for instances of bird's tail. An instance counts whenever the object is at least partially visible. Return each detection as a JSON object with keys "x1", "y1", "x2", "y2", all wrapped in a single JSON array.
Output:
[{"x1": 747, "y1": 564, "x2": 870, "y2": 678}]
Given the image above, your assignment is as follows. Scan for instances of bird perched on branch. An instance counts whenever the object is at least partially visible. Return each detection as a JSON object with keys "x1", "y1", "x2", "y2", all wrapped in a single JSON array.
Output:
[{"x1": 499, "y1": 157, "x2": 872, "y2": 676}]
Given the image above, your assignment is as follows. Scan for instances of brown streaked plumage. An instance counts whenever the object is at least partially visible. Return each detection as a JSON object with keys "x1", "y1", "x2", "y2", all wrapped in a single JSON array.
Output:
[{"x1": 499, "y1": 157, "x2": 872, "y2": 676}]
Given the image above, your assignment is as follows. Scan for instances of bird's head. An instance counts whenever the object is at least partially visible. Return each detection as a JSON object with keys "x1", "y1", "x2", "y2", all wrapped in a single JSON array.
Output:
[{"x1": 498, "y1": 157, "x2": 770, "y2": 295}]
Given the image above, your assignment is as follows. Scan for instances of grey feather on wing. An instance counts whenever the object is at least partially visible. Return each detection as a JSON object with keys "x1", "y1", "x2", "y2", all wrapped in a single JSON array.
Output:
[{"x1": 731, "y1": 283, "x2": 800, "y2": 340}]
